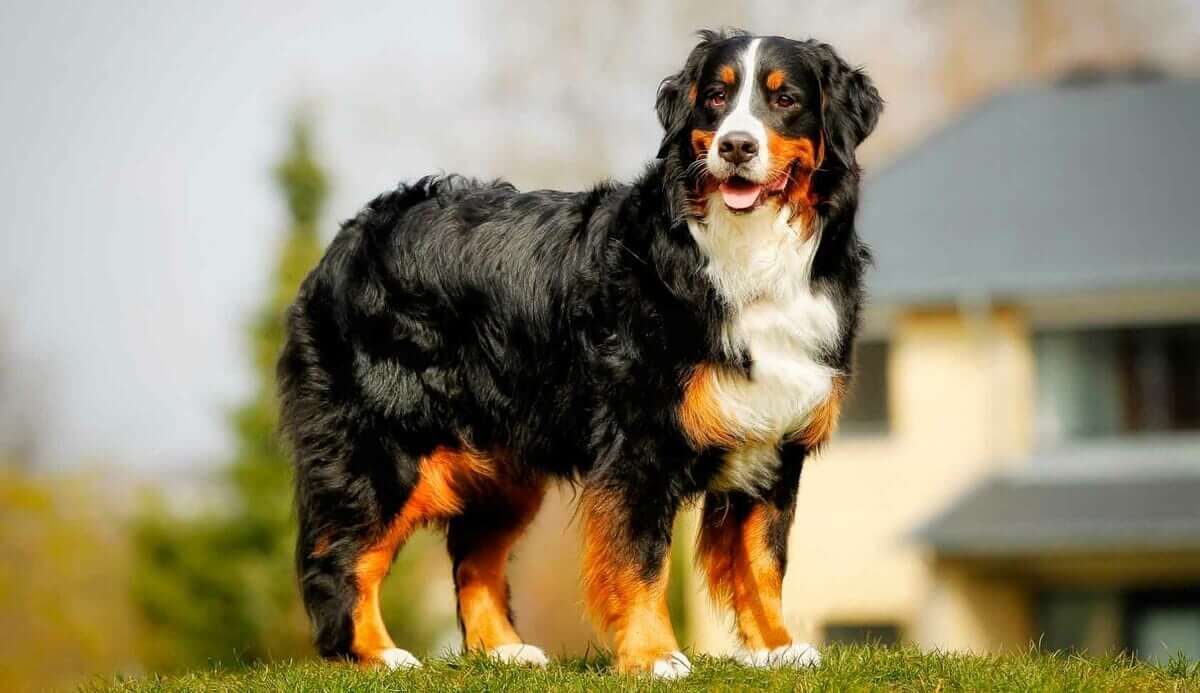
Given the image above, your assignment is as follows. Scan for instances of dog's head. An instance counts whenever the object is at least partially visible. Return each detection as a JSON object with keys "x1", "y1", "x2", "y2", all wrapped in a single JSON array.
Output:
[{"x1": 657, "y1": 30, "x2": 882, "y2": 216}]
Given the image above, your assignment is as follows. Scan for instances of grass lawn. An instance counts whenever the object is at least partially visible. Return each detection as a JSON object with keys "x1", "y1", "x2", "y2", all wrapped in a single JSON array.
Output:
[{"x1": 87, "y1": 645, "x2": 1199, "y2": 692}]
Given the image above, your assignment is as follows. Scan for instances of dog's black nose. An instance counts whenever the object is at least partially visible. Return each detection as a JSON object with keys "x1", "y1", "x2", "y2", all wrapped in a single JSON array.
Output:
[{"x1": 718, "y1": 131, "x2": 758, "y2": 165}]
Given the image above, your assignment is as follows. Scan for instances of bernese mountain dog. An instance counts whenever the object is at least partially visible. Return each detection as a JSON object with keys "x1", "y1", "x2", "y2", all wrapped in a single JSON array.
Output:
[{"x1": 278, "y1": 28, "x2": 882, "y2": 678}]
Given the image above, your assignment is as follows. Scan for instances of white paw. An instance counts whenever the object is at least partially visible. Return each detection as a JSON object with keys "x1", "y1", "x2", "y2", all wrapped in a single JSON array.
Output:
[
  {"x1": 379, "y1": 647, "x2": 422, "y2": 669},
  {"x1": 489, "y1": 643, "x2": 549, "y2": 667},
  {"x1": 740, "y1": 642, "x2": 821, "y2": 668},
  {"x1": 650, "y1": 651, "x2": 693, "y2": 679}
]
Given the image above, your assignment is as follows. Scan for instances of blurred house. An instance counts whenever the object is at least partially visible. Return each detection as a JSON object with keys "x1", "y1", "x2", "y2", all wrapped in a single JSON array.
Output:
[{"x1": 689, "y1": 70, "x2": 1200, "y2": 663}]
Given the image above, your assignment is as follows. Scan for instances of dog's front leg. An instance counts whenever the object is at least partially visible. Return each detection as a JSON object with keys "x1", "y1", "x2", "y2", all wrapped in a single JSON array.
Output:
[
  {"x1": 579, "y1": 474, "x2": 689, "y2": 678},
  {"x1": 696, "y1": 450, "x2": 821, "y2": 668}
]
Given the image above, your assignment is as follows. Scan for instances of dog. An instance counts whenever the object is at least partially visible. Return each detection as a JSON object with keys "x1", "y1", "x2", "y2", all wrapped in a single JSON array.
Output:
[{"x1": 278, "y1": 28, "x2": 881, "y2": 678}]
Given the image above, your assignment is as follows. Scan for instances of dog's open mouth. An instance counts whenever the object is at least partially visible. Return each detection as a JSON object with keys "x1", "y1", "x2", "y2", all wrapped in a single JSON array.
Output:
[{"x1": 717, "y1": 171, "x2": 790, "y2": 211}]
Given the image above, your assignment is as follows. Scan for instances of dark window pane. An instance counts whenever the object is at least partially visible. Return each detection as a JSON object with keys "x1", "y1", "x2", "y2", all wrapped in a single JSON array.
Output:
[
  {"x1": 841, "y1": 341, "x2": 890, "y2": 435},
  {"x1": 1118, "y1": 327, "x2": 1200, "y2": 433},
  {"x1": 824, "y1": 622, "x2": 901, "y2": 646},
  {"x1": 1035, "y1": 324, "x2": 1200, "y2": 443},
  {"x1": 1126, "y1": 588, "x2": 1200, "y2": 663},
  {"x1": 1035, "y1": 589, "x2": 1121, "y2": 653},
  {"x1": 1037, "y1": 587, "x2": 1200, "y2": 661}
]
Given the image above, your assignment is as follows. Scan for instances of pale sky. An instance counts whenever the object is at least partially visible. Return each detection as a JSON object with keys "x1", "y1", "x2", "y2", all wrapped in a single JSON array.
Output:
[{"x1": 0, "y1": 1, "x2": 487, "y2": 471}]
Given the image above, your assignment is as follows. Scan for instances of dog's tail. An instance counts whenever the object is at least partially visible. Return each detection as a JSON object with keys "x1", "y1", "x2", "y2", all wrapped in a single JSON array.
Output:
[{"x1": 277, "y1": 286, "x2": 360, "y2": 658}]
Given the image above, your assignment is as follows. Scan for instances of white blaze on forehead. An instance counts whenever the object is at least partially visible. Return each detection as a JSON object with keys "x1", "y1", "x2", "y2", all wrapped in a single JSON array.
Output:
[{"x1": 708, "y1": 38, "x2": 769, "y2": 181}]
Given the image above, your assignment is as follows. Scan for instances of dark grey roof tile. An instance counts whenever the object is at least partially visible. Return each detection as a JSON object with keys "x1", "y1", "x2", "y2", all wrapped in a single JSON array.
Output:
[
  {"x1": 860, "y1": 79, "x2": 1200, "y2": 304},
  {"x1": 915, "y1": 473, "x2": 1200, "y2": 556}
]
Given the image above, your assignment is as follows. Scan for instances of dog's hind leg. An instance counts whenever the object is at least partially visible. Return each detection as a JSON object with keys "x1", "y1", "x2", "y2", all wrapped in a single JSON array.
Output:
[
  {"x1": 343, "y1": 522, "x2": 422, "y2": 669},
  {"x1": 294, "y1": 444, "x2": 422, "y2": 669},
  {"x1": 446, "y1": 474, "x2": 548, "y2": 665},
  {"x1": 296, "y1": 444, "x2": 499, "y2": 668}
]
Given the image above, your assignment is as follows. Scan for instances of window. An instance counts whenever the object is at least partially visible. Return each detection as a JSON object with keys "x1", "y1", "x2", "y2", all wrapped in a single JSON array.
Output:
[
  {"x1": 1036, "y1": 590, "x2": 1122, "y2": 653},
  {"x1": 840, "y1": 341, "x2": 890, "y2": 435},
  {"x1": 823, "y1": 622, "x2": 902, "y2": 646},
  {"x1": 1126, "y1": 589, "x2": 1200, "y2": 664},
  {"x1": 1034, "y1": 324, "x2": 1200, "y2": 445},
  {"x1": 1036, "y1": 588, "x2": 1200, "y2": 662}
]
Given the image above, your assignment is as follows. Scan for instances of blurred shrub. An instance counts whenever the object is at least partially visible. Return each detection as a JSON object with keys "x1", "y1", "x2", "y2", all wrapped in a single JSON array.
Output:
[
  {"x1": 130, "y1": 116, "x2": 450, "y2": 672},
  {"x1": 0, "y1": 466, "x2": 140, "y2": 692}
]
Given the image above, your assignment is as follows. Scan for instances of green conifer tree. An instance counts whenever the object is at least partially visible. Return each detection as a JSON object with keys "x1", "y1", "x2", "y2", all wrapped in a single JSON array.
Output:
[
  {"x1": 132, "y1": 116, "x2": 451, "y2": 672},
  {"x1": 130, "y1": 118, "x2": 325, "y2": 669}
]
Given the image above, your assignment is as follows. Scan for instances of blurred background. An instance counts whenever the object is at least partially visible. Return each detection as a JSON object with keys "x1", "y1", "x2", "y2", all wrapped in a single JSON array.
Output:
[{"x1": 2, "y1": 1, "x2": 1199, "y2": 690}]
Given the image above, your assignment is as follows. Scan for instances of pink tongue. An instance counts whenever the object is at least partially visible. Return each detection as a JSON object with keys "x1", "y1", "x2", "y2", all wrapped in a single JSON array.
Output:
[{"x1": 719, "y1": 182, "x2": 763, "y2": 209}]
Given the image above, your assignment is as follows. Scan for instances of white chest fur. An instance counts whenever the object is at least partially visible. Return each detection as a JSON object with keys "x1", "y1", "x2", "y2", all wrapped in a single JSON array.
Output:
[{"x1": 688, "y1": 200, "x2": 842, "y2": 493}]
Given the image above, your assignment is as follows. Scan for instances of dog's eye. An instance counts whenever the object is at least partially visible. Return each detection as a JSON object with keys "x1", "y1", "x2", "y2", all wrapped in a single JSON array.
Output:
[
  {"x1": 775, "y1": 94, "x2": 796, "y2": 108},
  {"x1": 707, "y1": 90, "x2": 726, "y2": 108}
]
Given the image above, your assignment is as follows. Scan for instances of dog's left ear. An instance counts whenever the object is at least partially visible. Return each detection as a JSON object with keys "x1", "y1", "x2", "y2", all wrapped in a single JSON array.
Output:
[
  {"x1": 656, "y1": 29, "x2": 729, "y2": 159},
  {"x1": 807, "y1": 41, "x2": 883, "y2": 170}
]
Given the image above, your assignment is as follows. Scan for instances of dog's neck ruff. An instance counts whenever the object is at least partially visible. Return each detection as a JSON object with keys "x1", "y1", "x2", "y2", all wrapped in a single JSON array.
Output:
[{"x1": 688, "y1": 199, "x2": 841, "y2": 494}]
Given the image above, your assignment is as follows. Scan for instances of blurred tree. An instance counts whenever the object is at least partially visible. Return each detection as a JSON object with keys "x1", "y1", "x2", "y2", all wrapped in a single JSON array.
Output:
[
  {"x1": 131, "y1": 116, "x2": 449, "y2": 672},
  {"x1": 130, "y1": 118, "x2": 326, "y2": 669},
  {"x1": 0, "y1": 469, "x2": 141, "y2": 692}
]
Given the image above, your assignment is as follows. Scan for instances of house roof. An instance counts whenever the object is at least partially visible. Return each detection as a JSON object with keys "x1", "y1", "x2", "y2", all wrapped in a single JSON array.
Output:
[
  {"x1": 915, "y1": 438, "x2": 1200, "y2": 556},
  {"x1": 859, "y1": 77, "x2": 1200, "y2": 305}
]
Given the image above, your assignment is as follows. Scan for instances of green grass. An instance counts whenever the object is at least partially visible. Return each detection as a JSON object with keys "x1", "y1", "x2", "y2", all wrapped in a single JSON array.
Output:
[{"x1": 86, "y1": 645, "x2": 1200, "y2": 692}]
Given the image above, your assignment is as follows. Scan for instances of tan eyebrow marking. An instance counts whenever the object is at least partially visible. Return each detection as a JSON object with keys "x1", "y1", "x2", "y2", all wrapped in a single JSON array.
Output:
[
  {"x1": 688, "y1": 83, "x2": 697, "y2": 104},
  {"x1": 765, "y1": 70, "x2": 785, "y2": 91},
  {"x1": 718, "y1": 65, "x2": 736, "y2": 84}
]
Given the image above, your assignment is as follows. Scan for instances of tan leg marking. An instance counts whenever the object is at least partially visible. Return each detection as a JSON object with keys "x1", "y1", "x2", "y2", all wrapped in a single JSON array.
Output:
[
  {"x1": 697, "y1": 503, "x2": 791, "y2": 650},
  {"x1": 456, "y1": 480, "x2": 545, "y2": 652},
  {"x1": 580, "y1": 489, "x2": 679, "y2": 674},
  {"x1": 351, "y1": 446, "x2": 495, "y2": 663}
]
